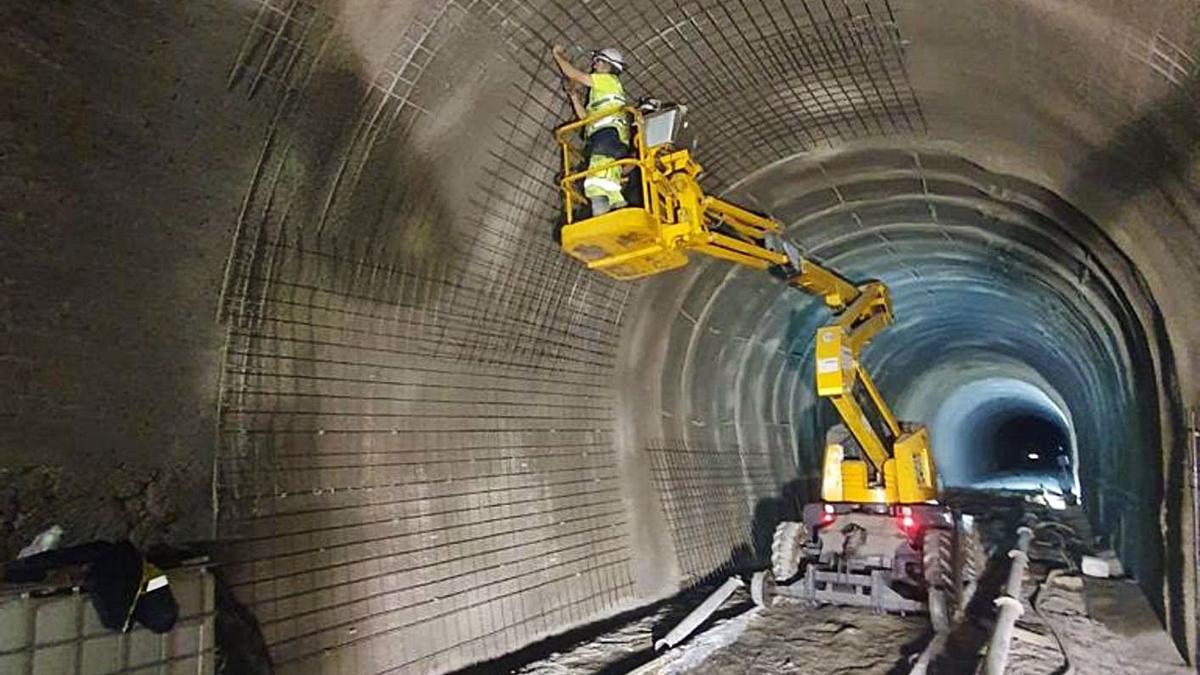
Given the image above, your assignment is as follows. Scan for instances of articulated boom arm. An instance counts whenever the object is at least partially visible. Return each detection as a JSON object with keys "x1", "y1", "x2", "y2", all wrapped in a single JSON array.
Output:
[{"x1": 556, "y1": 106, "x2": 938, "y2": 504}]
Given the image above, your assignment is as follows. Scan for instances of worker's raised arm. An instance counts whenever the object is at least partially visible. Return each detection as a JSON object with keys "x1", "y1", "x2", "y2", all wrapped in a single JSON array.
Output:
[
  {"x1": 564, "y1": 81, "x2": 587, "y2": 120},
  {"x1": 551, "y1": 44, "x2": 592, "y2": 87}
]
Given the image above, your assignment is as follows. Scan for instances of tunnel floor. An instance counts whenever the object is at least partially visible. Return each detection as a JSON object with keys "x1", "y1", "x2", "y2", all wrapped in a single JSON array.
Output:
[
  {"x1": 649, "y1": 573, "x2": 1187, "y2": 675},
  {"x1": 484, "y1": 496, "x2": 1190, "y2": 675}
]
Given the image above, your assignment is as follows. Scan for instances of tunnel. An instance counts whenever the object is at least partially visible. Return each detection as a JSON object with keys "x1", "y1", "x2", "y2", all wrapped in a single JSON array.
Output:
[
  {"x1": 929, "y1": 375, "x2": 1076, "y2": 489},
  {"x1": 2, "y1": 0, "x2": 1197, "y2": 673}
]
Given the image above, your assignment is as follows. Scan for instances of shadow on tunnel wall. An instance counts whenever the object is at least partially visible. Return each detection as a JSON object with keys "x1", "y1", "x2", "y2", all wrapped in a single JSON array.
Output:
[
  {"x1": 1071, "y1": 73, "x2": 1199, "y2": 205},
  {"x1": 212, "y1": 568, "x2": 274, "y2": 675},
  {"x1": 214, "y1": 13, "x2": 482, "y2": 670},
  {"x1": 0, "y1": 0, "x2": 263, "y2": 560},
  {"x1": 220, "y1": 33, "x2": 457, "y2": 327}
]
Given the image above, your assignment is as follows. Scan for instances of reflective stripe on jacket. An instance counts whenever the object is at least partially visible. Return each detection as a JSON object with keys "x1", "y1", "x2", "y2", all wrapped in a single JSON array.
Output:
[{"x1": 585, "y1": 73, "x2": 629, "y2": 142}]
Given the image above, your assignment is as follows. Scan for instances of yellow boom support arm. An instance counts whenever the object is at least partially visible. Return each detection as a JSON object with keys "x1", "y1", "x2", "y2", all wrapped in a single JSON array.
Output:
[{"x1": 555, "y1": 106, "x2": 938, "y2": 505}]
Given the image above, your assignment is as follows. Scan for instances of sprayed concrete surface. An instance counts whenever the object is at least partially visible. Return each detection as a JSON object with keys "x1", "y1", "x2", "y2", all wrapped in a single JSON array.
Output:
[
  {"x1": 1, "y1": 1, "x2": 268, "y2": 558},
  {"x1": 3, "y1": 0, "x2": 1200, "y2": 673}
]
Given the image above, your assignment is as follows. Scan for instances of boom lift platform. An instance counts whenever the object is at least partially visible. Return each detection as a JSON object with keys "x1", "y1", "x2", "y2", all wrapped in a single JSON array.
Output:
[{"x1": 555, "y1": 105, "x2": 982, "y2": 630}]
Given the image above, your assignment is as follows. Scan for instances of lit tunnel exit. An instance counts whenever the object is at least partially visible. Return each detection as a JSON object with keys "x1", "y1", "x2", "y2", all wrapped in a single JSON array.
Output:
[{"x1": 927, "y1": 377, "x2": 1077, "y2": 493}]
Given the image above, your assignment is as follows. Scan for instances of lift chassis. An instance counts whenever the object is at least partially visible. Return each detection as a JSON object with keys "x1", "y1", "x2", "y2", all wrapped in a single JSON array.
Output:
[{"x1": 756, "y1": 497, "x2": 983, "y2": 629}]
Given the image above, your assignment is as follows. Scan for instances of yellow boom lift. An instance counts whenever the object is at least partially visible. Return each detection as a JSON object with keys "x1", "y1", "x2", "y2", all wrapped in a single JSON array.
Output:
[{"x1": 555, "y1": 104, "x2": 982, "y2": 630}]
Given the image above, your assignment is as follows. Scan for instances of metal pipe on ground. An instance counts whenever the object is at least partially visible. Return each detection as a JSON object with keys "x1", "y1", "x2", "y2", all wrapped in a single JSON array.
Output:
[
  {"x1": 909, "y1": 632, "x2": 948, "y2": 675},
  {"x1": 984, "y1": 524, "x2": 1035, "y2": 674},
  {"x1": 654, "y1": 576, "x2": 745, "y2": 651}
]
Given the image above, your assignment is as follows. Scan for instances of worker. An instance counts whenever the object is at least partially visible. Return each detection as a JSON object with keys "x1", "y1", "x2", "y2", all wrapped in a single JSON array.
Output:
[
  {"x1": 551, "y1": 44, "x2": 629, "y2": 216},
  {"x1": 1, "y1": 539, "x2": 179, "y2": 633}
]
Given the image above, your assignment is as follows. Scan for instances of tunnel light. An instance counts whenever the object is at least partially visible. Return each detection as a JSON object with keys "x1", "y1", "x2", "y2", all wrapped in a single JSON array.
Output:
[
  {"x1": 643, "y1": 105, "x2": 688, "y2": 147},
  {"x1": 1027, "y1": 452, "x2": 1041, "y2": 460}
]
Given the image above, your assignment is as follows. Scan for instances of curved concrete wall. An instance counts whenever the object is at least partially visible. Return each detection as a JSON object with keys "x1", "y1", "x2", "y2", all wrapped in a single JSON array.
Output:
[
  {"x1": 630, "y1": 144, "x2": 1175, "y2": 632},
  {"x1": 4, "y1": 0, "x2": 1198, "y2": 673}
]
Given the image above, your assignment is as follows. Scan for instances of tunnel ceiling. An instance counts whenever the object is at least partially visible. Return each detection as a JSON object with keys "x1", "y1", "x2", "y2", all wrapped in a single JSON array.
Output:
[{"x1": 7, "y1": 0, "x2": 1199, "y2": 673}]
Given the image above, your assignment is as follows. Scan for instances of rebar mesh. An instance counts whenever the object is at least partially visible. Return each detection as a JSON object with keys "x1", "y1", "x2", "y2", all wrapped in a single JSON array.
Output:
[
  {"x1": 214, "y1": 0, "x2": 922, "y2": 672},
  {"x1": 648, "y1": 440, "x2": 790, "y2": 583}
]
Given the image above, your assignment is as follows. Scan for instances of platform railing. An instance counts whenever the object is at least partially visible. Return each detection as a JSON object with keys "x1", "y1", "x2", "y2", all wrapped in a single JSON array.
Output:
[{"x1": 553, "y1": 106, "x2": 653, "y2": 225}]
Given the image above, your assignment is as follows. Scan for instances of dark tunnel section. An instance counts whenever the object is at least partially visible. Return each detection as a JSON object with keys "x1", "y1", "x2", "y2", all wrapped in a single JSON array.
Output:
[
  {"x1": 991, "y1": 412, "x2": 1070, "y2": 473},
  {"x1": 933, "y1": 381, "x2": 1076, "y2": 492}
]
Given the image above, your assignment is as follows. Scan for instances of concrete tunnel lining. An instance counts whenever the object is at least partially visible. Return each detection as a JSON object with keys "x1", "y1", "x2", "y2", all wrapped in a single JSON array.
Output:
[
  {"x1": 3, "y1": 0, "x2": 1198, "y2": 673},
  {"x1": 895, "y1": 357, "x2": 1081, "y2": 490},
  {"x1": 642, "y1": 147, "x2": 1168, "y2": 595},
  {"x1": 928, "y1": 377, "x2": 1076, "y2": 488}
]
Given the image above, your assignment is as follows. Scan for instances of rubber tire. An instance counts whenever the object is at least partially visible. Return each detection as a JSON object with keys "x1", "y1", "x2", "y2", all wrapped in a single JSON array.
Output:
[
  {"x1": 956, "y1": 524, "x2": 986, "y2": 611},
  {"x1": 923, "y1": 529, "x2": 954, "y2": 633},
  {"x1": 770, "y1": 521, "x2": 806, "y2": 582},
  {"x1": 928, "y1": 587, "x2": 950, "y2": 633}
]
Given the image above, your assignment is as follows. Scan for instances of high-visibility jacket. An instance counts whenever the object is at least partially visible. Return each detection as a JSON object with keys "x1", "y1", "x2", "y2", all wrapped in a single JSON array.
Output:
[{"x1": 585, "y1": 73, "x2": 629, "y2": 143}]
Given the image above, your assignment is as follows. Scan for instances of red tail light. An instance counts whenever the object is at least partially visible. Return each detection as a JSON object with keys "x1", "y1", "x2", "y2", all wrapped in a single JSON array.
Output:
[
  {"x1": 821, "y1": 503, "x2": 836, "y2": 525},
  {"x1": 898, "y1": 506, "x2": 915, "y2": 532}
]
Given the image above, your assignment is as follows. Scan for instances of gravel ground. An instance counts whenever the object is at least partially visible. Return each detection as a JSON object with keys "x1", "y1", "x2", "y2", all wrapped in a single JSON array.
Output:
[
  {"x1": 999, "y1": 573, "x2": 1191, "y2": 675},
  {"x1": 503, "y1": 587, "x2": 927, "y2": 675},
  {"x1": 655, "y1": 603, "x2": 927, "y2": 674},
  {"x1": 641, "y1": 572, "x2": 1189, "y2": 675}
]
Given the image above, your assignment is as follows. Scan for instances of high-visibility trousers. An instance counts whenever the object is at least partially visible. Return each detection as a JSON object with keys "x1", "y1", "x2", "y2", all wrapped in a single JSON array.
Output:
[{"x1": 583, "y1": 153, "x2": 624, "y2": 206}]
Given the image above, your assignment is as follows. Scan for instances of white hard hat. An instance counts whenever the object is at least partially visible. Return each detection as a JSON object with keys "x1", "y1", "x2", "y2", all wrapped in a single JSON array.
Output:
[{"x1": 592, "y1": 48, "x2": 626, "y2": 72}]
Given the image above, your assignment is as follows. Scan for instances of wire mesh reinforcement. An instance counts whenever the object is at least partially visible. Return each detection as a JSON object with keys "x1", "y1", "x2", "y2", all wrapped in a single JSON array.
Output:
[
  {"x1": 214, "y1": 0, "x2": 923, "y2": 672},
  {"x1": 648, "y1": 440, "x2": 789, "y2": 584}
]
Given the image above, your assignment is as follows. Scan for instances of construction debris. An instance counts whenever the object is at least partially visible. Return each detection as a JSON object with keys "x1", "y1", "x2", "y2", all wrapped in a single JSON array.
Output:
[
  {"x1": 1051, "y1": 574, "x2": 1084, "y2": 591},
  {"x1": 1011, "y1": 626, "x2": 1056, "y2": 649},
  {"x1": 654, "y1": 576, "x2": 745, "y2": 651},
  {"x1": 17, "y1": 524, "x2": 63, "y2": 558},
  {"x1": 1080, "y1": 550, "x2": 1124, "y2": 578}
]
